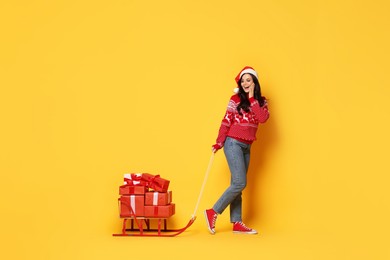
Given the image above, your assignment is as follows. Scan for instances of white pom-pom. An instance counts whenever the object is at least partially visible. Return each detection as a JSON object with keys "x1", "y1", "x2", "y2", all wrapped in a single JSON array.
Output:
[{"x1": 233, "y1": 87, "x2": 239, "y2": 93}]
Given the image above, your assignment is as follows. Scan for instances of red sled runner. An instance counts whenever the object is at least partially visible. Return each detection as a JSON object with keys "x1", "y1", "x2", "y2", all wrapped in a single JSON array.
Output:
[{"x1": 112, "y1": 195, "x2": 195, "y2": 237}]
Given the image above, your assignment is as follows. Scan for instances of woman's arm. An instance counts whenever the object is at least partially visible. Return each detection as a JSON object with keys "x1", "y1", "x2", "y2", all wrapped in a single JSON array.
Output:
[
  {"x1": 213, "y1": 97, "x2": 236, "y2": 151},
  {"x1": 249, "y1": 97, "x2": 269, "y2": 123}
]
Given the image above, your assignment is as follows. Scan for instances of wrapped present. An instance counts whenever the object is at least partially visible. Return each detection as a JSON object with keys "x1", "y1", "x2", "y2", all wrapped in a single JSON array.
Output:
[
  {"x1": 123, "y1": 173, "x2": 147, "y2": 186},
  {"x1": 140, "y1": 173, "x2": 170, "y2": 192},
  {"x1": 119, "y1": 185, "x2": 147, "y2": 195},
  {"x1": 119, "y1": 195, "x2": 145, "y2": 217},
  {"x1": 145, "y1": 191, "x2": 172, "y2": 206},
  {"x1": 144, "y1": 203, "x2": 175, "y2": 218}
]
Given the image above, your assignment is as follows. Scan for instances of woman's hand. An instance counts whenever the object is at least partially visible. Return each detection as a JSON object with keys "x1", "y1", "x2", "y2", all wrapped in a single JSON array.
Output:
[{"x1": 212, "y1": 144, "x2": 222, "y2": 153}]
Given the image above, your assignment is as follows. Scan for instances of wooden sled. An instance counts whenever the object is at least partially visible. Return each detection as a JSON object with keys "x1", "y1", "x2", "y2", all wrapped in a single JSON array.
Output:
[{"x1": 112, "y1": 199, "x2": 195, "y2": 237}]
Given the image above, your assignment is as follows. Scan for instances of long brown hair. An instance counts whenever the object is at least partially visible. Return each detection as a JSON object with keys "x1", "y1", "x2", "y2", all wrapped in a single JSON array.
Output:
[{"x1": 236, "y1": 74, "x2": 265, "y2": 115}]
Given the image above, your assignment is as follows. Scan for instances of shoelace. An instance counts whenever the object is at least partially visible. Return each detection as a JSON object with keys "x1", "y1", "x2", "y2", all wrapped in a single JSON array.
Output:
[
  {"x1": 236, "y1": 221, "x2": 252, "y2": 230},
  {"x1": 211, "y1": 213, "x2": 217, "y2": 228}
]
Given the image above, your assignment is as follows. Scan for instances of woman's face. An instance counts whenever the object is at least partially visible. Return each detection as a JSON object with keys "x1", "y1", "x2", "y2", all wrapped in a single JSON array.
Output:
[{"x1": 240, "y1": 74, "x2": 254, "y2": 93}]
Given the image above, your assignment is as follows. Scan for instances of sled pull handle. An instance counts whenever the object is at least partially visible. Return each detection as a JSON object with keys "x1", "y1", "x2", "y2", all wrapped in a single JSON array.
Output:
[{"x1": 191, "y1": 152, "x2": 215, "y2": 219}]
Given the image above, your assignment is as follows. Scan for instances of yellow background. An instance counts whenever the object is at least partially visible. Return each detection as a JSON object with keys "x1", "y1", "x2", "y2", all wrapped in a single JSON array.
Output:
[{"x1": 1, "y1": 0, "x2": 389, "y2": 259}]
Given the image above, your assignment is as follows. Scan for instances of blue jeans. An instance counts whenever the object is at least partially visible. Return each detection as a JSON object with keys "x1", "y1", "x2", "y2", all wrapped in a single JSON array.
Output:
[{"x1": 213, "y1": 137, "x2": 251, "y2": 222}]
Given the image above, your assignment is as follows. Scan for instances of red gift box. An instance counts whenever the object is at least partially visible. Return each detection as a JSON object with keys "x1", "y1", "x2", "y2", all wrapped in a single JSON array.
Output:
[
  {"x1": 145, "y1": 191, "x2": 172, "y2": 206},
  {"x1": 144, "y1": 203, "x2": 175, "y2": 218},
  {"x1": 119, "y1": 185, "x2": 147, "y2": 195},
  {"x1": 123, "y1": 173, "x2": 147, "y2": 186},
  {"x1": 119, "y1": 195, "x2": 145, "y2": 217},
  {"x1": 123, "y1": 179, "x2": 148, "y2": 186},
  {"x1": 141, "y1": 173, "x2": 170, "y2": 192}
]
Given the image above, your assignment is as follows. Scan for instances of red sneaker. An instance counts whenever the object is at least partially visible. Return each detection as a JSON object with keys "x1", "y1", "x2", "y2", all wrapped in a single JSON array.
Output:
[
  {"x1": 204, "y1": 209, "x2": 217, "y2": 234},
  {"x1": 233, "y1": 221, "x2": 258, "y2": 234}
]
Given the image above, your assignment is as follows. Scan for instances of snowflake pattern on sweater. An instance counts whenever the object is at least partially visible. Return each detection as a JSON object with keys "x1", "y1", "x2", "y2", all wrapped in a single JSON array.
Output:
[{"x1": 215, "y1": 94, "x2": 269, "y2": 147}]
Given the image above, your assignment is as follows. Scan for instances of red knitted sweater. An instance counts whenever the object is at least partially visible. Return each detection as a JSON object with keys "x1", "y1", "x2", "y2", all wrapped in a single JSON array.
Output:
[{"x1": 215, "y1": 94, "x2": 269, "y2": 147}]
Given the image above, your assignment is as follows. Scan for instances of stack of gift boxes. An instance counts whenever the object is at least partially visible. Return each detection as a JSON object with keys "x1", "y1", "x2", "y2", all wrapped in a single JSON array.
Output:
[{"x1": 118, "y1": 173, "x2": 175, "y2": 218}]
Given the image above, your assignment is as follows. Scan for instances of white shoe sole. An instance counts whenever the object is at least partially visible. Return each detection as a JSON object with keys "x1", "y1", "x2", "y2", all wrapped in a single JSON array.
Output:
[
  {"x1": 233, "y1": 230, "x2": 258, "y2": 235},
  {"x1": 204, "y1": 211, "x2": 216, "y2": 235}
]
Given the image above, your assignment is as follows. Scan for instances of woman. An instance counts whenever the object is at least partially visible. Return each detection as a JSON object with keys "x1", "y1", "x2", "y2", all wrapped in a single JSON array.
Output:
[{"x1": 204, "y1": 66, "x2": 270, "y2": 235}]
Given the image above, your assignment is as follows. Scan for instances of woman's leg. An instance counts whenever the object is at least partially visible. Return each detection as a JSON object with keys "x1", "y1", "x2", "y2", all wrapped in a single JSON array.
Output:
[
  {"x1": 213, "y1": 137, "x2": 250, "y2": 222},
  {"x1": 229, "y1": 145, "x2": 250, "y2": 222}
]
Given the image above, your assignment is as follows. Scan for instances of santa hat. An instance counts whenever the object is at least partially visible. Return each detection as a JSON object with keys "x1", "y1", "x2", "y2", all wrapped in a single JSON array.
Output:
[{"x1": 233, "y1": 66, "x2": 259, "y2": 93}]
